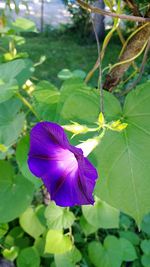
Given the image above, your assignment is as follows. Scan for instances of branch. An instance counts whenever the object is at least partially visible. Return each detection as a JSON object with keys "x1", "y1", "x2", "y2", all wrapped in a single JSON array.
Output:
[
  {"x1": 121, "y1": 38, "x2": 150, "y2": 96},
  {"x1": 76, "y1": 0, "x2": 150, "y2": 22},
  {"x1": 103, "y1": 23, "x2": 150, "y2": 91}
]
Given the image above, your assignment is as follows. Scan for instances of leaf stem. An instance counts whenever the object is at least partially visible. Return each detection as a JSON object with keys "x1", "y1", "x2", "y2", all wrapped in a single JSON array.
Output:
[
  {"x1": 16, "y1": 92, "x2": 40, "y2": 121},
  {"x1": 91, "y1": 17, "x2": 104, "y2": 114}
]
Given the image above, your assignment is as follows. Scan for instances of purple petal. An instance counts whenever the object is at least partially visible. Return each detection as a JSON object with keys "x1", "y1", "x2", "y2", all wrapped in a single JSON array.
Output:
[
  {"x1": 42, "y1": 158, "x2": 97, "y2": 206},
  {"x1": 28, "y1": 122, "x2": 70, "y2": 157},
  {"x1": 28, "y1": 121, "x2": 98, "y2": 206},
  {"x1": 80, "y1": 157, "x2": 98, "y2": 202}
]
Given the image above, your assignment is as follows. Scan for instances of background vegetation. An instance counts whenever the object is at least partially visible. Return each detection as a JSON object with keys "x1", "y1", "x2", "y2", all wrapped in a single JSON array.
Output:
[{"x1": 0, "y1": 0, "x2": 150, "y2": 267}]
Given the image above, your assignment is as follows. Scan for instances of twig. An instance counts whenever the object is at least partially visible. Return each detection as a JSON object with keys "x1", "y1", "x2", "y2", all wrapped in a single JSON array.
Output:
[
  {"x1": 121, "y1": 39, "x2": 150, "y2": 96},
  {"x1": 91, "y1": 16, "x2": 104, "y2": 113},
  {"x1": 123, "y1": 0, "x2": 140, "y2": 16},
  {"x1": 76, "y1": 0, "x2": 150, "y2": 22}
]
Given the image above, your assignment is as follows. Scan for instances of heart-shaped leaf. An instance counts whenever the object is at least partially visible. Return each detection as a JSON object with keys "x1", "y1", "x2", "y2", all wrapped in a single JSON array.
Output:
[{"x1": 0, "y1": 161, "x2": 34, "y2": 223}]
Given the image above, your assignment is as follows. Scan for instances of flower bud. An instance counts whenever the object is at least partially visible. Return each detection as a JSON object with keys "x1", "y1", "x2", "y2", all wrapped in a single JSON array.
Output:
[
  {"x1": 0, "y1": 144, "x2": 7, "y2": 153},
  {"x1": 98, "y1": 112, "x2": 105, "y2": 128},
  {"x1": 108, "y1": 120, "x2": 128, "y2": 132},
  {"x1": 63, "y1": 122, "x2": 89, "y2": 136}
]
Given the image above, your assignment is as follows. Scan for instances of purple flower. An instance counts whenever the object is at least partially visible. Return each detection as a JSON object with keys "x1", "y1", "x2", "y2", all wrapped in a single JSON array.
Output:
[{"x1": 28, "y1": 122, "x2": 98, "y2": 207}]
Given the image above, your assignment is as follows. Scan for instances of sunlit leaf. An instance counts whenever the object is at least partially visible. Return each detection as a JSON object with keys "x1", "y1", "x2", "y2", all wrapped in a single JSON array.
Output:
[
  {"x1": 45, "y1": 202, "x2": 75, "y2": 230},
  {"x1": 19, "y1": 207, "x2": 46, "y2": 239},
  {"x1": 45, "y1": 230, "x2": 72, "y2": 254}
]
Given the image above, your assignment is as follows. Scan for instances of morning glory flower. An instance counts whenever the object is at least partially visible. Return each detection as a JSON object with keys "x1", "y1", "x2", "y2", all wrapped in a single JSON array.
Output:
[{"x1": 28, "y1": 122, "x2": 98, "y2": 207}]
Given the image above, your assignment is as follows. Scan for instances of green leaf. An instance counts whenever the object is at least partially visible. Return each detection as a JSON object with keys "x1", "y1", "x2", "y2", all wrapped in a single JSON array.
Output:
[
  {"x1": 0, "y1": 98, "x2": 25, "y2": 148},
  {"x1": 88, "y1": 241, "x2": 103, "y2": 267},
  {"x1": 19, "y1": 206, "x2": 46, "y2": 239},
  {"x1": 95, "y1": 82, "x2": 150, "y2": 225},
  {"x1": 72, "y1": 69, "x2": 86, "y2": 79},
  {"x1": 45, "y1": 202, "x2": 75, "y2": 230},
  {"x1": 3, "y1": 51, "x2": 28, "y2": 62},
  {"x1": 34, "y1": 237, "x2": 45, "y2": 257},
  {"x1": 12, "y1": 18, "x2": 37, "y2": 33},
  {"x1": 58, "y1": 69, "x2": 73, "y2": 80},
  {"x1": 11, "y1": 35, "x2": 25, "y2": 46},
  {"x1": 132, "y1": 260, "x2": 142, "y2": 267},
  {"x1": 16, "y1": 135, "x2": 42, "y2": 188},
  {"x1": 80, "y1": 216, "x2": 98, "y2": 236},
  {"x1": 141, "y1": 213, "x2": 150, "y2": 235},
  {"x1": 2, "y1": 246, "x2": 19, "y2": 261},
  {"x1": 16, "y1": 247, "x2": 40, "y2": 267},
  {"x1": 0, "y1": 161, "x2": 34, "y2": 223},
  {"x1": 45, "y1": 230, "x2": 72, "y2": 254},
  {"x1": 0, "y1": 59, "x2": 33, "y2": 86},
  {"x1": 0, "y1": 223, "x2": 9, "y2": 238},
  {"x1": 119, "y1": 214, "x2": 132, "y2": 230},
  {"x1": 119, "y1": 231, "x2": 140, "y2": 246},
  {"x1": 5, "y1": 227, "x2": 24, "y2": 247},
  {"x1": 33, "y1": 81, "x2": 60, "y2": 121},
  {"x1": 0, "y1": 79, "x2": 18, "y2": 103},
  {"x1": 88, "y1": 235, "x2": 136, "y2": 267},
  {"x1": 141, "y1": 254, "x2": 150, "y2": 267},
  {"x1": 56, "y1": 79, "x2": 121, "y2": 124},
  {"x1": 82, "y1": 197, "x2": 119, "y2": 229},
  {"x1": 4, "y1": 226, "x2": 30, "y2": 250},
  {"x1": 141, "y1": 240, "x2": 150, "y2": 254},
  {"x1": 88, "y1": 237, "x2": 122, "y2": 267},
  {"x1": 119, "y1": 238, "x2": 137, "y2": 261},
  {"x1": 54, "y1": 247, "x2": 82, "y2": 267}
]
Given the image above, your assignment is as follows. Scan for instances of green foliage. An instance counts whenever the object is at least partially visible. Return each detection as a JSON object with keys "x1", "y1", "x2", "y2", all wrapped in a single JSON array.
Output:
[
  {"x1": 82, "y1": 197, "x2": 120, "y2": 229},
  {"x1": 2, "y1": 246, "x2": 19, "y2": 261},
  {"x1": 45, "y1": 202, "x2": 75, "y2": 230},
  {"x1": 141, "y1": 240, "x2": 150, "y2": 267},
  {"x1": 33, "y1": 81, "x2": 60, "y2": 121},
  {"x1": 88, "y1": 236, "x2": 137, "y2": 267},
  {"x1": 0, "y1": 98, "x2": 25, "y2": 149},
  {"x1": 57, "y1": 68, "x2": 86, "y2": 80},
  {"x1": 80, "y1": 215, "x2": 98, "y2": 236},
  {"x1": 0, "y1": 79, "x2": 18, "y2": 103},
  {"x1": 16, "y1": 247, "x2": 40, "y2": 267},
  {"x1": 0, "y1": 161, "x2": 34, "y2": 223},
  {"x1": 19, "y1": 206, "x2": 46, "y2": 239},
  {"x1": 0, "y1": 223, "x2": 9, "y2": 238},
  {"x1": 119, "y1": 231, "x2": 140, "y2": 246},
  {"x1": 45, "y1": 230, "x2": 73, "y2": 254},
  {"x1": 56, "y1": 78, "x2": 121, "y2": 125},
  {"x1": 141, "y1": 213, "x2": 150, "y2": 235},
  {"x1": 57, "y1": 69, "x2": 73, "y2": 80},
  {"x1": 141, "y1": 240, "x2": 150, "y2": 255},
  {"x1": 16, "y1": 33, "x2": 120, "y2": 87},
  {"x1": 64, "y1": 0, "x2": 94, "y2": 37},
  {"x1": 0, "y1": 59, "x2": 33, "y2": 86},
  {"x1": 12, "y1": 18, "x2": 37, "y2": 33},
  {"x1": 16, "y1": 135, "x2": 42, "y2": 188},
  {"x1": 54, "y1": 247, "x2": 82, "y2": 267},
  {"x1": 95, "y1": 82, "x2": 150, "y2": 226},
  {"x1": 4, "y1": 226, "x2": 30, "y2": 250},
  {"x1": 0, "y1": 9, "x2": 150, "y2": 267},
  {"x1": 50, "y1": 77, "x2": 150, "y2": 226}
]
